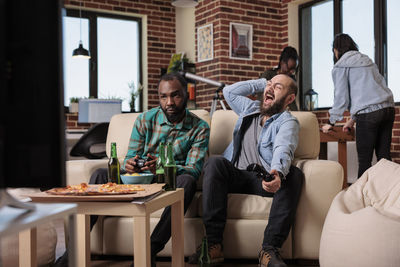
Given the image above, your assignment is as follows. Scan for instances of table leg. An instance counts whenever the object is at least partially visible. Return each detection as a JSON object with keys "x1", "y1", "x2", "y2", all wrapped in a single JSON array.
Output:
[
  {"x1": 319, "y1": 142, "x2": 328, "y2": 160},
  {"x1": 133, "y1": 215, "x2": 151, "y2": 267},
  {"x1": 19, "y1": 228, "x2": 37, "y2": 267},
  {"x1": 76, "y1": 214, "x2": 90, "y2": 267},
  {"x1": 171, "y1": 192, "x2": 184, "y2": 267},
  {"x1": 338, "y1": 141, "x2": 348, "y2": 188},
  {"x1": 68, "y1": 214, "x2": 78, "y2": 267}
]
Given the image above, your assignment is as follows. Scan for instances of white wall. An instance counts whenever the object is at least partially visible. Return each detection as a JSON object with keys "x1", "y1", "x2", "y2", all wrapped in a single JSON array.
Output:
[{"x1": 175, "y1": 7, "x2": 196, "y2": 62}]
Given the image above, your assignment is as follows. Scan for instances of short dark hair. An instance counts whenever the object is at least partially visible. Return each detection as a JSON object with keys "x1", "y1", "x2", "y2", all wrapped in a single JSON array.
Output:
[
  {"x1": 333, "y1": 33, "x2": 359, "y2": 61},
  {"x1": 279, "y1": 46, "x2": 299, "y2": 68},
  {"x1": 158, "y1": 72, "x2": 188, "y2": 97}
]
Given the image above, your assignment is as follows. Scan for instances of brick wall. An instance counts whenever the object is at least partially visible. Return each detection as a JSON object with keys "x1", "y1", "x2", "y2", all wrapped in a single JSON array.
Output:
[
  {"x1": 65, "y1": 112, "x2": 93, "y2": 129},
  {"x1": 63, "y1": 0, "x2": 400, "y2": 165},
  {"x1": 194, "y1": 0, "x2": 289, "y2": 110}
]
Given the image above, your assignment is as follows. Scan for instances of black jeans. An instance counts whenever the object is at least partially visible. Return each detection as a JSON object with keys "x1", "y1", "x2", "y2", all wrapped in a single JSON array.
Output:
[
  {"x1": 89, "y1": 168, "x2": 197, "y2": 255},
  {"x1": 355, "y1": 107, "x2": 395, "y2": 177},
  {"x1": 202, "y1": 156, "x2": 303, "y2": 249}
]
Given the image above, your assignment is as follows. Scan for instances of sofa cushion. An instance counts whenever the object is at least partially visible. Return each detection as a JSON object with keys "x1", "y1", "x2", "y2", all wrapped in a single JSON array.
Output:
[
  {"x1": 106, "y1": 113, "x2": 140, "y2": 160},
  {"x1": 209, "y1": 110, "x2": 238, "y2": 156},
  {"x1": 208, "y1": 110, "x2": 320, "y2": 159},
  {"x1": 291, "y1": 111, "x2": 320, "y2": 159},
  {"x1": 198, "y1": 193, "x2": 273, "y2": 220}
]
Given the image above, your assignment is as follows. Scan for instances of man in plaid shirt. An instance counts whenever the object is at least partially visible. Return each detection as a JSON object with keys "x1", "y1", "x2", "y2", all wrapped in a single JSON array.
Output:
[
  {"x1": 123, "y1": 73, "x2": 210, "y2": 266},
  {"x1": 55, "y1": 73, "x2": 209, "y2": 267}
]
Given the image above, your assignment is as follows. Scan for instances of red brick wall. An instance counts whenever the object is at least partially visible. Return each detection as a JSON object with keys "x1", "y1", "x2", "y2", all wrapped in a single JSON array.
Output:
[
  {"x1": 194, "y1": 0, "x2": 289, "y2": 110},
  {"x1": 64, "y1": 0, "x2": 176, "y2": 109},
  {"x1": 65, "y1": 112, "x2": 93, "y2": 129},
  {"x1": 314, "y1": 108, "x2": 400, "y2": 164}
]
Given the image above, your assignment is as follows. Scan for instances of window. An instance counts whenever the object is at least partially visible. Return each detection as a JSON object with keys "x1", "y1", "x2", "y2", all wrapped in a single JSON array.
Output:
[
  {"x1": 300, "y1": 0, "x2": 334, "y2": 108},
  {"x1": 387, "y1": 0, "x2": 400, "y2": 101},
  {"x1": 299, "y1": 0, "x2": 400, "y2": 109},
  {"x1": 63, "y1": 9, "x2": 142, "y2": 112}
]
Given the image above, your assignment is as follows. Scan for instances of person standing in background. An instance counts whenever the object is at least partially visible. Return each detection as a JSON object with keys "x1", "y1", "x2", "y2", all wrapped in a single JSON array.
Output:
[
  {"x1": 260, "y1": 46, "x2": 299, "y2": 111},
  {"x1": 322, "y1": 33, "x2": 395, "y2": 178}
]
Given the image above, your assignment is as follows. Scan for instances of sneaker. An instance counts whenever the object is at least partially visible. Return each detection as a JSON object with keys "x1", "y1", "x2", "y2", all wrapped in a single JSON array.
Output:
[
  {"x1": 258, "y1": 246, "x2": 287, "y2": 267},
  {"x1": 187, "y1": 240, "x2": 224, "y2": 264}
]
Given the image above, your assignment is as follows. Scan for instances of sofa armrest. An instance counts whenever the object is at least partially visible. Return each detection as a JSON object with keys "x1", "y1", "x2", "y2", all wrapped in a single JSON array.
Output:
[
  {"x1": 292, "y1": 159, "x2": 343, "y2": 259},
  {"x1": 66, "y1": 159, "x2": 108, "y2": 185}
]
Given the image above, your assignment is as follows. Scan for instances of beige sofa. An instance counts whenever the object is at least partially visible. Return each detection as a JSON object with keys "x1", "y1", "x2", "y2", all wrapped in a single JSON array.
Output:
[{"x1": 66, "y1": 109, "x2": 343, "y2": 260}]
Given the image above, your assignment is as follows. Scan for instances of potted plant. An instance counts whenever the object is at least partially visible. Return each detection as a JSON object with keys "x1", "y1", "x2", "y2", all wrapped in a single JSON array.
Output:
[
  {"x1": 69, "y1": 97, "x2": 80, "y2": 113},
  {"x1": 128, "y1": 82, "x2": 143, "y2": 112}
]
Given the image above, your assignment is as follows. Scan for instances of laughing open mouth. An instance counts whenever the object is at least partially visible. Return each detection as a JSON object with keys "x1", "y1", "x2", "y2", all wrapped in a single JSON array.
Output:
[{"x1": 264, "y1": 93, "x2": 275, "y2": 104}]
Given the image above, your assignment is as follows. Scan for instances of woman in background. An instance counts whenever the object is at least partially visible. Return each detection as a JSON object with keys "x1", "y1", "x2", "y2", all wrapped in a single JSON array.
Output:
[
  {"x1": 322, "y1": 33, "x2": 395, "y2": 177},
  {"x1": 260, "y1": 46, "x2": 299, "y2": 110}
]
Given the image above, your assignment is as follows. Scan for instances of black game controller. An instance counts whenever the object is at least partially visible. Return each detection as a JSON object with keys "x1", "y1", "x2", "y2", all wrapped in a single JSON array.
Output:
[
  {"x1": 134, "y1": 158, "x2": 148, "y2": 168},
  {"x1": 246, "y1": 163, "x2": 274, "y2": 182}
]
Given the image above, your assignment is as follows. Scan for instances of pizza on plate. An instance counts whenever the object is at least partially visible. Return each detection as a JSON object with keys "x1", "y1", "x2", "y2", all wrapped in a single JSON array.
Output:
[{"x1": 46, "y1": 182, "x2": 145, "y2": 195}]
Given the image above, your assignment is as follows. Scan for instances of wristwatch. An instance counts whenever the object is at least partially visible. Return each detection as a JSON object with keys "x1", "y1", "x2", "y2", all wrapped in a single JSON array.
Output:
[{"x1": 278, "y1": 171, "x2": 285, "y2": 181}]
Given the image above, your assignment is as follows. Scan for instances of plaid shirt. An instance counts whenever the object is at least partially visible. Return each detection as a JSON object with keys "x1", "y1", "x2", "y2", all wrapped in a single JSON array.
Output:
[{"x1": 123, "y1": 107, "x2": 210, "y2": 179}]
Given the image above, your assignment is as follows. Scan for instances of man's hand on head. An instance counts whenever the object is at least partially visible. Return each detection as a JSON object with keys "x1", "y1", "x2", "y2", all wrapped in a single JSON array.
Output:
[
  {"x1": 140, "y1": 153, "x2": 157, "y2": 175},
  {"x1": 125, "y1": 155, "x2": 142, "y2": 174},
  {"x1": 261, "y1": 169, "x2": 282, "y2": 193}
]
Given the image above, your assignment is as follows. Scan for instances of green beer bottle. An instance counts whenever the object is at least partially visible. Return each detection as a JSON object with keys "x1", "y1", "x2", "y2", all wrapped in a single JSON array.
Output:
[
  {"x1": 156, "y1": 142, "x2": 166, "y2": 183},
  {"x1": 108, "y1": 142, "x2": 121, "y2": 184},
  {"x1": 164, "y1": 142, "x2": 176, "y2": 191}
]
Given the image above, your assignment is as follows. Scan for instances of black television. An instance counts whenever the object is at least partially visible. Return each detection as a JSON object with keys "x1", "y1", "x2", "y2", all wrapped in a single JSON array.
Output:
[{"x1": 0, "y1": 0, "x2": 66, "y2": 207}]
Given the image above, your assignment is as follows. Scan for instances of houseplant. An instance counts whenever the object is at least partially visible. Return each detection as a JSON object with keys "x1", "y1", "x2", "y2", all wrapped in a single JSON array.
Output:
[{"x1": 69, "y1": 97, "x2": 80, "y2": 113}]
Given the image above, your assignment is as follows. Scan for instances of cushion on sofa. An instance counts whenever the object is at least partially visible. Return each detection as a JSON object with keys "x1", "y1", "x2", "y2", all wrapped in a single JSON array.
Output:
[
  {"x1": 198, "y1": 193, "x2": 272, "y2": 220},
  {"x1": 208, "y1": 110, "x2": 320, "y2": 159}
]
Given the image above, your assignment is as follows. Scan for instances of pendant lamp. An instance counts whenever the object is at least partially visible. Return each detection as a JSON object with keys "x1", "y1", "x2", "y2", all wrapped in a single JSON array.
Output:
[
  {"x1": 172, "y1": 0, "x2": 198, "y2": 8},
  {"x1": 72, "y1": 3, "x2": 90, "y2": 59}
]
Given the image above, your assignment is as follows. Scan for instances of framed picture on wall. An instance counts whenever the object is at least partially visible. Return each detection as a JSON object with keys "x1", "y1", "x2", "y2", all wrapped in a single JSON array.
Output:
[
  {"x1": 197, "y1": 23, "x2": 213, "y2": 62},
  {"x1": 229, "y1": 22, "x2": 253, "y2": 60}
]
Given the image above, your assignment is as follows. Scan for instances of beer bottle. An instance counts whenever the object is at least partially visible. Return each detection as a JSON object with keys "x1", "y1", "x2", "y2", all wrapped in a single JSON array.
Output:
[
  {"x1": 156, "y1": 142, "x2": 166, "y2": 183},
  {"x1": 108, "y1": 142, "x2": 121, "y2": 184},
  {"x1": 164, "y1": 142, "x2": 176, "y2": 191}
]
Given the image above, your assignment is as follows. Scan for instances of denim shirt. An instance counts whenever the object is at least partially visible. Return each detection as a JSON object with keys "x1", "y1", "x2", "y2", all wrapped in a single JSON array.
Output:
[{"x1": 222, "y1": 79, "x2": 299, "y2": 176}]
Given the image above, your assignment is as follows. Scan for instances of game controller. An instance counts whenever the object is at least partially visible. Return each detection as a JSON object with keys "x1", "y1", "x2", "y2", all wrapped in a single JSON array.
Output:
[
  {"x1": 246, "y1": 163, "x2": 274, "y2": 182},
  {"x1": 134, "y1": 158, "x2": 148, "y2": 168}
]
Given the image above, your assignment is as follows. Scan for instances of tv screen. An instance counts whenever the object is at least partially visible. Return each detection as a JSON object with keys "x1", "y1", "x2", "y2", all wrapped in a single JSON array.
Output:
[{"x1": 0, "y1": 0, "x2": 66, "y2": 189}]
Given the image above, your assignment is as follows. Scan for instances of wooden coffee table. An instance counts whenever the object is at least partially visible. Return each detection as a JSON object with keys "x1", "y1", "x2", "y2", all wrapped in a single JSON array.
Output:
[{"x1": 30, "y1": 188, "x2": 184, "y2": 267}]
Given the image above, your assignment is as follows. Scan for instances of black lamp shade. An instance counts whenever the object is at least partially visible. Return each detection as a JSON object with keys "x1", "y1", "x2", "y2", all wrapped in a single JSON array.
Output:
[{"x1": 72, "y1": 42, "x2": 90, "y2": 59}]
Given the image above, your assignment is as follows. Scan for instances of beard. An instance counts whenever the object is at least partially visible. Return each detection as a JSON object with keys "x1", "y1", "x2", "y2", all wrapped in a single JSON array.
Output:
[
  {"x1": 260, "y1": 95, "x2": 287, "y2": 117},
  {"x1": 161, "y1": 98, "x2": 188, "y2": 123}
]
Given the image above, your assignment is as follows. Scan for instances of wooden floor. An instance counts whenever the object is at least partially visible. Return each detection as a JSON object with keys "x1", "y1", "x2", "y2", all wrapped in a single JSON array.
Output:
[{"x1": 54, "y1": 219, "x2": 318, "y2": 267}]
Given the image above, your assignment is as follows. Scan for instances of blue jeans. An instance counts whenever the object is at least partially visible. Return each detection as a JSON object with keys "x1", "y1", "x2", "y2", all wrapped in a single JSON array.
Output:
[
  {"x1": 201, "y1": 156, "x2": 303, "y2": 249},
  {"x1": 355, "y1": 107, "x2": 395, "y2": 177}
]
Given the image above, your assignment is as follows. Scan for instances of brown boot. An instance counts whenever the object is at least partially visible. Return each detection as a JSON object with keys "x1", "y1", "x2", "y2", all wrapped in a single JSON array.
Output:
[
  {"x1": 258, "y1": 246, "x2": 287, "y2": 267},
  {"x1": 188, "y1": 241, "x2": 224, "y2": 264}
]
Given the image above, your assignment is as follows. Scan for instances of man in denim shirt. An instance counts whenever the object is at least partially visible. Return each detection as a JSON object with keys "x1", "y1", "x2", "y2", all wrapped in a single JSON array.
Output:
[{"x1": 189, "y1": 74, "x2": 304, "y2": 267}]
